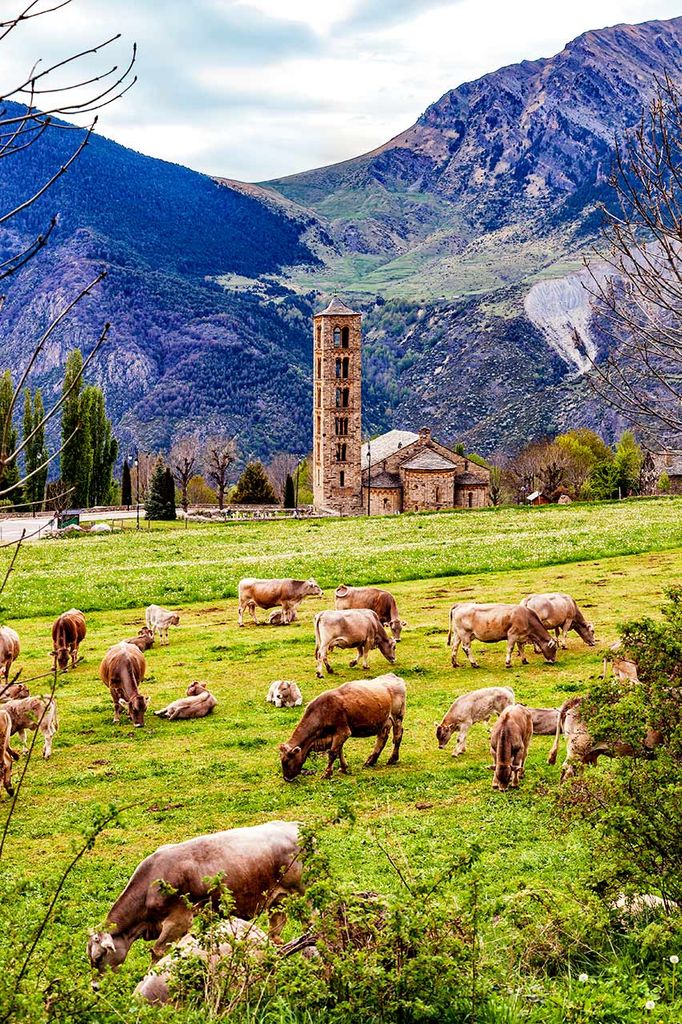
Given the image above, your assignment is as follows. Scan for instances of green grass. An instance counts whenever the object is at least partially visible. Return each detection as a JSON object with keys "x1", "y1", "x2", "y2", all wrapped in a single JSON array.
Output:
[
  {"x1": 5, "y1": 498, "x2": 682, "y2": 621},
  {"x1": 2, "y1": 503, "x2": 682, "y2": 1020}
]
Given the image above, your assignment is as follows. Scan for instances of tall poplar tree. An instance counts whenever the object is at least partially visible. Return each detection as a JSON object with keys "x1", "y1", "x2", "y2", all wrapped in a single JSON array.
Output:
[
  {"x1": 60, "y1": 349, "x2": 84, "y2": 504},
  {"x1": 60, "y1": 350, "x2": 118, "y2": 507},
  {"x1": 31, "y1": 389, "x2": 48, "y2": 510},
  {"x1": 0, "y1": 370, "x2": 21, "y2": 508},
  {"x1": 121, "y1": 459, "x2": 132, "y2": 508}
]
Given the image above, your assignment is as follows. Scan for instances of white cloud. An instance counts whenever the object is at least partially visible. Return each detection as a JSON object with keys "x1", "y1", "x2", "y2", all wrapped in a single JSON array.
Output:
[{"x1": 1, "y1": 0, "x2": 681, "y2": 180}]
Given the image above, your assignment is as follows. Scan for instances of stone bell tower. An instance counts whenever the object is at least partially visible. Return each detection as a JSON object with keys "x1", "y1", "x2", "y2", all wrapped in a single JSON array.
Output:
[{"x1": 312, "y1": 297, "x2": 363, "y2": 514}]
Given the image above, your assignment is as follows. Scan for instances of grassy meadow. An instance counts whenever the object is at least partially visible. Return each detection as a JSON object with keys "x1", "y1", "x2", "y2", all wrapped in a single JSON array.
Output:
[{"x1": 2, "y1": 501, "x2": 682, "y2": 1021}]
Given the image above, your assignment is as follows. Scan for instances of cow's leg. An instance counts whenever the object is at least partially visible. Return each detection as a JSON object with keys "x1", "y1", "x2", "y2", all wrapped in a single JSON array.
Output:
[
  {"x1": 505, "y1": 636, "x2": 515, "y2": 669},
  {"x1": 323, "y1": 728, "x2": 351, "y2": 778},
  {"x1": 18, "y1": 729, "x2": 28, "y2": 753},
  {"x1": 71, "y1": 644, "x2": 78, "y2": 669},
  {"x1": 112, "y1": 699, "x2": 120, "y2": 724},
  {"x1": 451, "y1": 636, "x2": 461, "y2": 668},
  {"x1": 462, "y1": 634, "x2": 479, "y2": 668},
  {"x1": 386, "y1": 715, "x2": 404, "y2": 765},
  {"x1": 151, "y1": 903, "x2": 194, "y2": 961},
  {"x1": 560, "y1": 622, "x2": 570, "y2": 649},
  {"x1": 249, "y1": 602, "x2": 259, "y2": 626},
  {"x1": 268, "y1": 906, "x2": 287, "y2": 943},
  {"x1": 365, "y1": 720, "x2": 391, "y2": 767},
  {"x1": 42, "y1": 723, "x2": 55, "y2": 759},
  {"x1": 316, "y1": 643, "x2": 330, "y2": 678},
  {"x1": 349, "y1": 646, "x2": 361, "y2": 667},
  {"x1": 454, "y1": 721, "x2": 470, "y2": 756},
  {"x1": 238, "y1": 602, "x2": 244, "y2": 627},
  {"x1": 361, "y1": 643, "x2": 371, "y2": 670},
  {"x1": 516, "y1": 641, "x2": 528, "y2": 665}
]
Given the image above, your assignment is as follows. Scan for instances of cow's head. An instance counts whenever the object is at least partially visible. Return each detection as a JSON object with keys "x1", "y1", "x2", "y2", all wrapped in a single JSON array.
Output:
[
  {"x1": 169, "y1": 614, "x2": 180, "y2": 626},
  {"x1": 118, "y1": 693, "x2": 150, "y2": 727},
  {"x1": 541, "y1": 637, "x2": 558, "y2": 663},
  {"x1": 390, "y1": 618, "x2": 406, "y2": 642},
  {"x1": 137, "y1": 627, "x2": 155, "y2": 650},
  {"x1": 576, "y1": 620, "x2": 596, "y2": 646},
  {"x1": 186, "y1": 681, "x2": 207, "y2": 697},
  {"x1": 434, "y1": 721, "x2": 453, "y2": 748},
  {"x1": 492, "y1": 762, "x2": 522, "y2": 792},
  {"x1": 304, "y1": 579, "x2": 323, "y2": 599},
  {"x1": 379, "y1": 636, "x2": 397, "y2": 664},
  {"x1": 279, "y1": 742, "x2": 306, "y2": 781},
  {"x1": 52, "y1": 646, "x2": 70, "y2": 671},
  {"x1": 87, "y1": 930, "x2": 128, "y2": 974}
]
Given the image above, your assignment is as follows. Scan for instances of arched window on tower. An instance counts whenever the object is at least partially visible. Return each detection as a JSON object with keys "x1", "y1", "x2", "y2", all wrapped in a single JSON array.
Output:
[
  {"x1": 316, "y1": 325, "x2": 321, "y2": 347},
  {"x1": 341, "y1": 326, "x2": 349, "y2": 348},
  {"x1": 336, "y1": 443, "x2": 347, "y2": 463},
  {"x1": 342, "y1": 388, "x2": 349, "y2": 408},
  {"x1": 468, "y1": 492, "x2": 473, "y2": 508},
  {"x1": 335, "y1": 417, "x2": 348, "y2": 436},
  {"x1": 342, "y1": 357, "x2": 349, "y2": 379},
  {"x1": 335, "y1": 357, "x2": 342, "y2": 378},
  {"x1": 333, "y1": 327, "x2": 341, "y2": 348},
  {"x1": 335, "y1": 388, "x2": 342, "y2": 408},
  {"x1": 317, "y1": 358, "x2": 321, "y2": 378},
  {"x1": 339, "y1": 470, "x2": 345, "y2": 487}
]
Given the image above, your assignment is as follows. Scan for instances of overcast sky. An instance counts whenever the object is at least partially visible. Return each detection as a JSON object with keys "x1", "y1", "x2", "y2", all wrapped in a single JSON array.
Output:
[{"x1": 4, "y1": 0, "x2": 682, "y2": 182}]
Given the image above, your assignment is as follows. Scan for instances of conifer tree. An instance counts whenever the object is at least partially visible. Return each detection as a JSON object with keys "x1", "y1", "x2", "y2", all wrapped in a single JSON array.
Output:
[
  {"x1": 283, "y1": 473, "x2": 295, "y2": 508},
  {"x1": 121, "y1": 459, "x2": 132, "y2": 508},
  {"x1": 163, "y1": 467, "x2": 177, "y2": 520},
  {"x1": 145, "y1": 460, "x2": 167, "y2": 520},
  {"x1": 232, "y1": 461, "x2": 278, "y2": 504}
]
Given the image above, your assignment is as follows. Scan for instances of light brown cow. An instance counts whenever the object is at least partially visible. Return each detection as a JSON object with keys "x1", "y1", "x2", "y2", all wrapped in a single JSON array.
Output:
[
  {"x1": 145, "y1": 605, "x2": 180, "y2": 645},
  {"x1": 0, "y1": 626, "x2": 20, "y2": 684},
  {"x1": 154, "y1": 682, "x2": 217, "y2": 720},
  {"x1": 447, "y1": 603, "x2": 557, "y2": 669},
  {"x1": 334, "y1": 584, "x2": 405, "y2": 641},
  {"x1": 99, "y1": 642, "x2": 149, "y2": 727},
  {"x1": 238, "y1": 578, "x2": 323, "y2": 627},
  {"x1": 279, "y1": 672, "x2": 406, "y2": 781},
  {"x1": 267, "y1": 680, "x2": 303, "y2": 708},
  {"x1": 87, "y1": 821, "x2": 304, "y2": 972},
  {"x1": 0, "y1": 707, "x2": 18, "y2": 797},
  {"x1": 51, "y1": 609, "x2": 86, "y2": 671},
  {"x1": 0, "y1": 682, "x2": 29, "y2": 703},
  {"x1": 521, "y1": 593, "x2": 596, "y2": 648},
  {"x1": 435, "y1": 686, "x2": 515, "y2": 756},
  {"x1": 124, "y1": 628, "x2": 155, "y2": 652},
  {"x1": 527, "y1": 707, "x2": 560, "y2": 736},
  {"x1": 490, "y1": 704, "x2": 533, "y2": 791},
  {"x1": 547, "y1": 696, "x2": 663, "y2": 782},
  {"x1": 313, "y1": 609, "x2": 397, "y2": 678},
  {"x1": 3, "y1": 695, "x2": 59, "y2": 759}
]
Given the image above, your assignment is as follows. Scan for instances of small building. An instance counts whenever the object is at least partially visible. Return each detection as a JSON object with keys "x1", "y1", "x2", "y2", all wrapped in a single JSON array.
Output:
[
  {"x1": 649, "y1": 450, "x2": 682, "y2": 493},
  {"x1": 526, "y1": 490, "x2": 549, "y2": 506}
]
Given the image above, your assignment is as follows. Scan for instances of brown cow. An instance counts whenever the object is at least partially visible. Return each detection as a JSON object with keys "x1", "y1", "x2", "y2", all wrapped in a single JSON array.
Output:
[
  {"x1": 238, "y1": 578, "x2": 323, "y2": 627},
  {"x1": 87, "y1": 821, "x2": 304, "y2": 972},
  {"x1": 490, "y1": 704, "x2": 533, "y2": 791},
  {"x1": 527, "y1": 707, "x2": 560, "y2": 736},
  {"x1": 279, "y1": 673, "x2": 406, "y2": 781},
  {"x1": 0, "y1": 682, "x2": 29, "y2": 703},
  {"x1": 99, "y1": 642, "x2": 149, "y2": 727},
  {"x1": 51, "y1": 609, "x2": 86, "y2": 671},
  {"x1": 154, "y1": 682, "x2": 217, "y2": 720},
  {"x1": 435, "y1": 686, "x2": 515, "y2": 756},
  {"x1": 0, "y1": 707, "x2": 18, "y2": 797},
  {"x1": 447, "y1": 603, "x2": 557, "y2": 668},
  {"x1": 3, "y1": 695, "x2": 59, "y2": 759},
  {"x1": 314, "y1": 609, "x2": 397, "y2": 678},
  {"x1": 547, "y1": 696, "x2": 663, "y2": 782},
  {"x1": 0, "y1": 626, "x2": 20, "y2": 684},
  {"x1": 334, "y1": 584, "x2": 405, "y2": 641},
  {"x1": 124, "y1": 627, "x2": 155, "y2": 652},
  {"x1": 521, "y1": 593, "x2": 596, "y2": 648}
]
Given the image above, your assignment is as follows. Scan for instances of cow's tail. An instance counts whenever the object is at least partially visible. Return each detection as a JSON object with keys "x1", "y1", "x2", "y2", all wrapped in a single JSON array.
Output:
[
  {"x1": 313, "y1": 613, "x2": 321, "y2": 660},
  {"x1": 547, "y1": 705, "x2": 565, "y2": 766},
  {"x1": 446, "y1": 605, "x2": 456, "y2": 647}
]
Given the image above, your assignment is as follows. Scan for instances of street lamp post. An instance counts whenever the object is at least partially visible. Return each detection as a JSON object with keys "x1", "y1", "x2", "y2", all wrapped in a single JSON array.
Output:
[
  {"x1": 366, "y1": 441, "x2": 371, "y2": 516},
  {"x1": 130, "y1": 450, "x2": 140, "y2": 530},
  {"x1": 295, "y1": 454, "x2": 304, "y2": 513}
]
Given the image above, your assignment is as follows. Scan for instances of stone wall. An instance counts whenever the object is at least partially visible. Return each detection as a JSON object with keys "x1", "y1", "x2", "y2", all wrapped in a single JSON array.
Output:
[{"x1": 402, "y1": 469, "x2": 457, "y2": 512}]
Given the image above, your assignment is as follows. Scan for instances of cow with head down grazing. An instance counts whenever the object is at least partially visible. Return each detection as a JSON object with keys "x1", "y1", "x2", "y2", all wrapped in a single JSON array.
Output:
[
  {"x1": 51, "y1": 609, "x2": 86, "y2": 671},
  {"x1": 87, "y1": 821, "x2": 304, "y2": 975},
  {"x1": 447, "y1": 602, "x2": 557, "y2": 669},
  {"x1": 238, "y1": 578, "x2": 323, "y2": 627},
  {"x1": 99, "y1": 642, "x2": 149, "y2": 727},
  {"x1": 334, "y1": 585, "x2": 405, "y2": 641},
  {"x1": 0, "y1": 682, "x2": 29, "y2": 703},
  {"x1": 0, "y1": 626, "x2": 20, "y2": 685},
  {"x1": 0, "y1": 707, "x2": 18, "y2": 797},
  {"x1": 521, "y1": 593, "x2": 596, "y2": 649},
  {"x1": 490, "y1": 704, "x2": 533, "y2": 791}
]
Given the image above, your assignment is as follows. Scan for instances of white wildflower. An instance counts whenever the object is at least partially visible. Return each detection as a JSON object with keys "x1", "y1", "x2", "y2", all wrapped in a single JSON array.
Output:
[{"x1": 578, "y1": 973, "x2": 588, "y2": 983}]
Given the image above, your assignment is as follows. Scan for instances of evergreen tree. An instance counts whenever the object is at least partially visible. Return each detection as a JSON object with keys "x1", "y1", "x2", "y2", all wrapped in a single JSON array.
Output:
[
  {"x1": 60, "y1": 349, "x2": 84, "y2": 503},
  {"x1": 232, "y1": 461, "x2": 278, "y2": 504},
  {"x1": 0, "y1": 370, "x2": 21, "y2": 508},
  {"x1": 121, "y1": 459, "x2": 132, "y2": 508},
  {"x1": 283, "y1": 473, "x2": 295, "y2": 508},
  {"x1": 163, "y1": 467, "x2": 177, "y2": 520}
]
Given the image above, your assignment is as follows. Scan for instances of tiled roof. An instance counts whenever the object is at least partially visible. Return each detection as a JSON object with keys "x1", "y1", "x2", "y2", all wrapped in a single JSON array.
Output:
[
  {"x1": 651, "y1": 450, "x2": 682, "y2": 476},
  {"x1": 368, "y1": 471, "x2": 402, "y2": 489},
  {"x1": 401, "y1": 450, "x2": 458, "y2": 472},
  {"x1": 361, "y1": 430, "x2": 419, "y2": 470},
  {"x1": 456, "y1": 472, "x2": 487, "y2": 485},
  {"x1": 316, "y1": 296, "x2": 358, "y2": 316}
]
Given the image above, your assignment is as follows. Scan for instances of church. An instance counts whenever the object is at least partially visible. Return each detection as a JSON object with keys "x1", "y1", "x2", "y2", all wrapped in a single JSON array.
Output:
[{"x1": 312, "y1": 297, "x2": 490, "y2": 515}]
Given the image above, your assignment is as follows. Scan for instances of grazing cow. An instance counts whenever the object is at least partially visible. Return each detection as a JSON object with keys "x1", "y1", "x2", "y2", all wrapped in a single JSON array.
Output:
[
  {"x1": 279, "y1": 673, "x2": 406, "y2": 781},
  {"x1": 435, "y1": 686, "x2": 515, "y2": 756},
  {"x1": 521, "y1": 593, "x2": 596, "y2": 648},
  {"x1": 447, "y1": 603, "x2": 557, "y2": 669},
  {"x1": 313, "y1": 609, "x2": 397, "y2": 679},
  {"x1": 547, "y1": 696, "x2": 663, "y2": 782},
  {"x1": 87, "y1": 821, "x2": 304, "y2": 972},
  {"x1": 238, "y1": 578, "x2": 323, "y2": 627},
  {"x1": 0, "y1": 626, "x2": 20, "y2": 684},
  {"x1": 99, "y1": 642, "x2": 149, "y2": 727},
  {"x1": 334, "y1": 585, "x2": 405, "y2": 641},
  {"x1": 51, "y1": 609, "x2": 86, "y2": 671},
  {"x1": 3, "y1": 695, "x2": 59, "y2": 759},
  {"x1": 145, "y1": 605, "x2": 180, "y2": 645},
  {"x1": 124, "y1": 627, "x2": 155, "y2": 652},
  {"x1": 154, "y1": 682, "x2": 217, "y2": 720},
  {"x1": 267, "y1": 680, "x2": 303, "y2": 708},
  {"x1": 527, "y1": 708, "x2": 560, "y2": 736},
  {"x1": 0, "y1": 681, "x2": 29, "y2": 703},
  {"x1": 0, "y1": 708, "x2": 18, "y2": 797},
  {"x1": 490, "y1": 704, "x2": 533, "y2": 791}
]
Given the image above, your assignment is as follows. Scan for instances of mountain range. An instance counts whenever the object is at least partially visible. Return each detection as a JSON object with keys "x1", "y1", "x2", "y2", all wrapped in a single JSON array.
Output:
[{"x1": 1, "y1": 15, "x2": 681, "y2": 463}]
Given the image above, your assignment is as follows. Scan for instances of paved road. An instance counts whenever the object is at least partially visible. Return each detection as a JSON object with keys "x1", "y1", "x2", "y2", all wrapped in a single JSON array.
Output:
[{"x1": 0, "y1": 509, "x2": 141, "y2": 545}]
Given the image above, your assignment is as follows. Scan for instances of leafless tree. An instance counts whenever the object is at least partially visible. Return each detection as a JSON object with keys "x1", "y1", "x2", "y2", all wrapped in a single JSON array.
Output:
[
  {"x1": 204, "y1": 436, "x2": 238, "y2": 509},
  {"x1": 170, "y1": 435, "x2": 199, "y2": 511},
  {"x1": 266, "y1": 451, "x2": 299, "y2": 499},
  {"x1": 585, "y1": 74, "x2": 682, "y2": 447}
]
